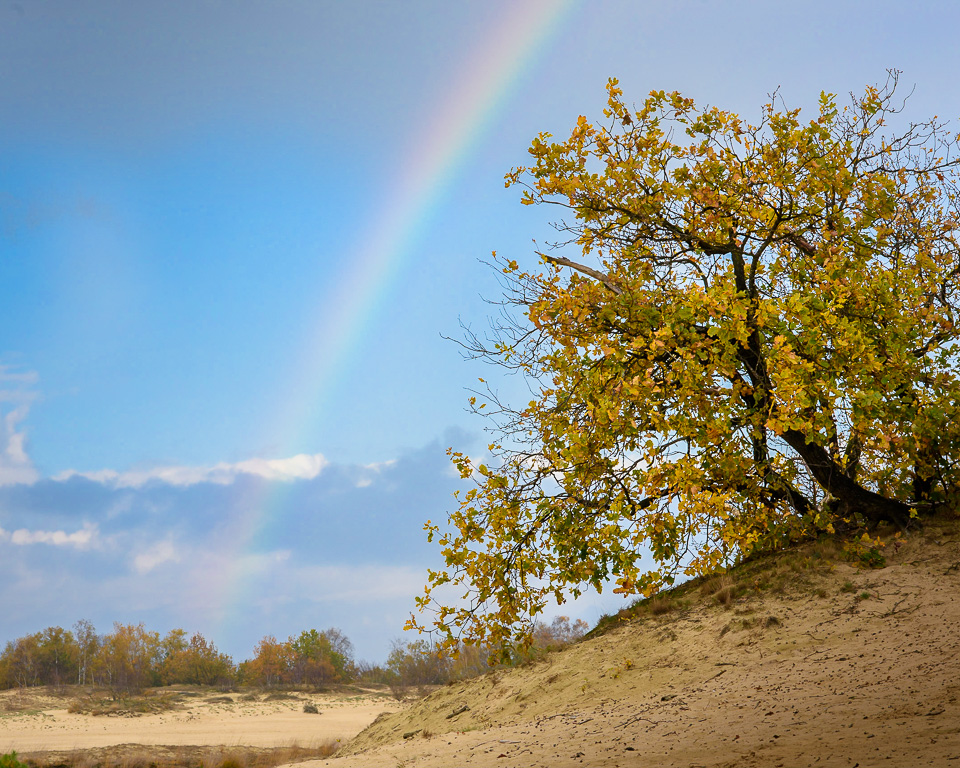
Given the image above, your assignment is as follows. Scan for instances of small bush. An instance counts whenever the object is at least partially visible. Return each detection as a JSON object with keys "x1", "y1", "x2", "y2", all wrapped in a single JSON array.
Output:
[
  {"x1": 843, "y1": 533, "x2": 887, "y2": 569},
  {"x1": 859, "y1": 547, "x2": 886, "y2": 569},
  {"x1": 303, "y1": 703, "x2": 319, "y2": 714},
  {"x1": 1, "y1": 752, "x2": 29, "y2": 768}
]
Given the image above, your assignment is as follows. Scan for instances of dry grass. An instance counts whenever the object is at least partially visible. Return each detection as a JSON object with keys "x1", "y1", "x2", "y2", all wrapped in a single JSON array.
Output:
[
  {"x1": 65, "y1": 691, "x2": 181, "y2": 717},
  {"x1": 646, "y1": 595, "x2": 676, "y2": 616},
  {"x1": 704, "y1": 574, "x2": 739, "y2": 607},
  {"x1": 20, "y1": 742, "x2": 340, "y2": 768},
  {"x1": 585, "y1": 517, "x2": 952, "y2": 640},
  {"x1": 2, "y1": 696, "x2": 44, "y2": 716},
  {"x1": 262, "y1": 692, "x2": 300, "y2": 702}
]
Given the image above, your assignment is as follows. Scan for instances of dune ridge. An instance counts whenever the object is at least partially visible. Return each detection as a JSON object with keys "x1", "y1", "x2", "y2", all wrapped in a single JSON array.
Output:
[{"x1": 316, "y1": 516, "x2": 960, "y2": 767}]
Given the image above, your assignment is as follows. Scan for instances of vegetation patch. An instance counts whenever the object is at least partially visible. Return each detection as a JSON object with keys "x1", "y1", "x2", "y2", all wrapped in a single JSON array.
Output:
[
  {"x1": 1, "y1": 753, "x2": 29, "y2": 768},
  {"x1": 262, "y1": 692, "x2": 300, "y2": 702},
  {"x1": 15, "y1": 743, "x2": 339, "y2": 768},
  {"x1": 66, "y1": 691, "x2": 180, "y2": 717},
  {"x1": 584, "y1": 520, "x2": 927, "y2": 641}
]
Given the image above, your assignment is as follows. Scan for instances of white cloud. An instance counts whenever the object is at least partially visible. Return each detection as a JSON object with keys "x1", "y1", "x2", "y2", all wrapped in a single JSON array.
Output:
[
  {"x1": 1, "y1": 522, "x2": 97, "y2": 549},
  {"x1": 132, "y1": 538, "x2": 180, "y2": 574},
  {"x1": 355, "y1": 458, "x2": 397, "y2": 488},
  {"x1": 55, "y1": 452, "x2": 330, "y2": 488},
  {"x1": 0, "y1": 366, "x2": 40, "y2": 486}
]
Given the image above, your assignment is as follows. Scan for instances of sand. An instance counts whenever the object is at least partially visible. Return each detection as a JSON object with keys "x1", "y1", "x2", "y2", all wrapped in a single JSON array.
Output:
[{"x1": 0, "y1": 689, "x2": 399, "y2": 753}]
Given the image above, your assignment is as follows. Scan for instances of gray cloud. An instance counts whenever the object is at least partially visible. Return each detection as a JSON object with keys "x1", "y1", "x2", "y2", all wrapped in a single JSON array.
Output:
[{"x1": 0, "y1": 433, "x2": 475, "y2": 661}]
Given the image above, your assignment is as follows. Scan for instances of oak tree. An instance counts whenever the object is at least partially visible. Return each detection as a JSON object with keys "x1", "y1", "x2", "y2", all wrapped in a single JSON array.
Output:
[
  {"x1": 288, "y1": 628, "x2": 353, "y2": 686},
  {"x1": 413, "y1": 74, "x2": 960, "y2": 651},
  {"x1": 97, "y1": 623, "x2": 162, "y2": 695}
]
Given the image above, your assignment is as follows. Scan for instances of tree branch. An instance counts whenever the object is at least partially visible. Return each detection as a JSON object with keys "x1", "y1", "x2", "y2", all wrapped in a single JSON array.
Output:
[{"x1": 542, "y1": 254, "x2": 624, "y2": 295}]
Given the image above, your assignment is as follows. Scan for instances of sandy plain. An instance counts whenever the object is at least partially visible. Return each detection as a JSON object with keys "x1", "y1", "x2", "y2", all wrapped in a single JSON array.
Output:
[{"x1": 0, "y1": 689, "x2": 398, "y2": 754}]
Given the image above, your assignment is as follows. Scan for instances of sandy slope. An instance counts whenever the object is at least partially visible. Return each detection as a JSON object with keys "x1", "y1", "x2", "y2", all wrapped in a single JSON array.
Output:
[
  {"x1": 309, "y1": 518, "x2": 960, "y2": 767},
  {"x1": 0, "y1": 690, "x2": 399, "y2": 753}
]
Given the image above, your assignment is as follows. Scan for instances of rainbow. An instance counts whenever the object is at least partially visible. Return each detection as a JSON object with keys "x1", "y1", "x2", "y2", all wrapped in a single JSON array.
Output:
[{"x1": 212, "y1": 0, "x2": 582, "y2": 643}]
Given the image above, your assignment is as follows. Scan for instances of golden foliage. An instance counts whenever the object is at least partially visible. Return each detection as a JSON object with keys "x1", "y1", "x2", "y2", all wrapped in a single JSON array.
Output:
[{"x1": 413, "y1": 72, "x2": 960, "y2": 652}]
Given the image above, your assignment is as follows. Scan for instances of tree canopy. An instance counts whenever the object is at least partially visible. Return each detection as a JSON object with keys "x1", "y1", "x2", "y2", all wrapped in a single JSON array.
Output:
[{"x1": 412, "y1": 73, "x2": 960, "y2": 652}]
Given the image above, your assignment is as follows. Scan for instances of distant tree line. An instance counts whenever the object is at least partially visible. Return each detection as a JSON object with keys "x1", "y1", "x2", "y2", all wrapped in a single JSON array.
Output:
[
  {"x1": 0, "y1": 616, "x2": 587, "y2": 695},
  {"x1": 364, "y1": 615, "x2": 589, "y2": 695},
  {"x1": 0, "y1": 622, "x2": 234, "y2": 694}
]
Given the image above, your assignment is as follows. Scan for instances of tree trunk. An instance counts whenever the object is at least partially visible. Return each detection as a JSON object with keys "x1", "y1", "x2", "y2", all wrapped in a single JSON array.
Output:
[{"x1": 779, "y1": 428, "x2": 912, "y2": 528}]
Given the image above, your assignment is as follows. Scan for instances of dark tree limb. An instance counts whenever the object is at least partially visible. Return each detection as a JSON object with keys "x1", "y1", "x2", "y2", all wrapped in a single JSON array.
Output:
[{"x1": 779, "y1": 428, "x2": 911, "y2": 528}]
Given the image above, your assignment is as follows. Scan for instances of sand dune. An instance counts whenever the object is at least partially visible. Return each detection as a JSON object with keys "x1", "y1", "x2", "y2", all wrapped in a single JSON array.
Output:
[{"x1": 313, "y1": 517, "x2": 960, "y2": 767}]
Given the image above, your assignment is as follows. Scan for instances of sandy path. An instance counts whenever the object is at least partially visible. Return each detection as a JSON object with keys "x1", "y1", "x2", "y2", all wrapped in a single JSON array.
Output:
[{"x1": 0, "y1": 694, "x2": 399, "y2": 752}]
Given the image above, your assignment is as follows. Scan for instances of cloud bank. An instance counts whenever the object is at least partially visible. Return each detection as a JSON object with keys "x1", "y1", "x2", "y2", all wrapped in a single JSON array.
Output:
[
  {"x1": 54, "y1": 452, "x2": 330, "y2": 488},
  {"x1": 0, "y1": 434, "x2": 472, "y2": 662},
  {"x1": 1, "y1": 523, "x2": 97, "y2": 548}
]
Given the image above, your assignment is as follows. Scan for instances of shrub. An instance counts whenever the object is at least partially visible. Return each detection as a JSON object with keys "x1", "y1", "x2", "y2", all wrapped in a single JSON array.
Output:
[{"x1": 0, "y1": 752, "x2": 29, "y2": 768}]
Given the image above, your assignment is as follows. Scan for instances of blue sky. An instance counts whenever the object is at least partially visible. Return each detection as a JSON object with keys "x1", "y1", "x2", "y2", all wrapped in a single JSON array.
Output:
[{"x1": 2, "y1": 0, "x2": 959, "y2": 663}]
